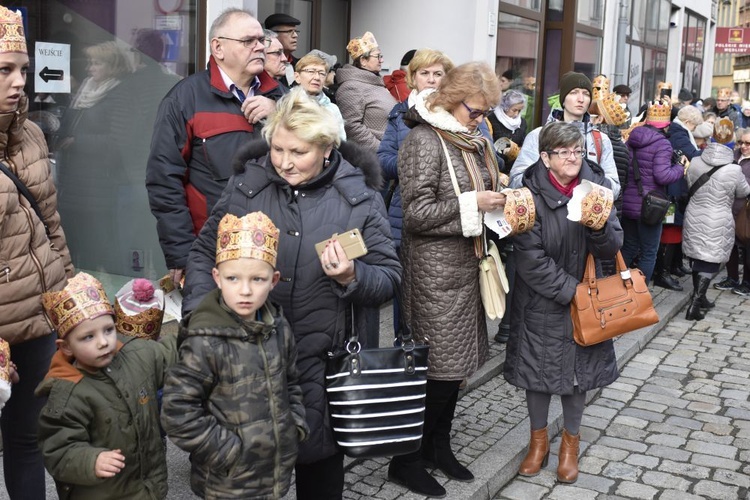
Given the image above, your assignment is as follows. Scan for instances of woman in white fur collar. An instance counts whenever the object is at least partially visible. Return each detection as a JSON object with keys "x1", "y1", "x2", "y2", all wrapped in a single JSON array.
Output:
[{"x1": 389, "y1": 62, "x2": 506, "y2": 498}]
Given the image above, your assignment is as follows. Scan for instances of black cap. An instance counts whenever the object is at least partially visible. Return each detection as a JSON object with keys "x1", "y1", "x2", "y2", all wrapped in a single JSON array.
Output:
[
  {"x1": 678, "y1": 88, "x2": 693, "y2": 103},
  {"x1": 264, "y1": 13, "x2": 301, "y2": 30},
  {"x1": 400, "y1": 49, "x2": 417, "y2": 67},
  {"x1": 612, "y1": 84, "x2": 632, "y2": 96}
]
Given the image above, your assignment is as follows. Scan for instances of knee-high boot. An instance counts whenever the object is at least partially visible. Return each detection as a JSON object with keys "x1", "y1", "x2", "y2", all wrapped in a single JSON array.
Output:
[
  {"x1": 422, "y1": 387, "x2": 474, "y2": 481},
  {"x1": 654, "y1": 244, "x2": 682, "y2": 291},
  {"x1": 695, "y1": 272, "x2": 715, "y2": 309},
  {"x1": 686, "y1": 272, "x2": 712, "y2": 320}
]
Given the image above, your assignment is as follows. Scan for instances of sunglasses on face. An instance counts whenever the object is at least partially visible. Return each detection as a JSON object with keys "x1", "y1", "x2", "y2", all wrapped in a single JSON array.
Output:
[
  {"x1": 738, "y1": 141, "x2": 750, "y2": 146},
  {"x1": 462, "y1": 101, "x2": 493, "y2": 120}
]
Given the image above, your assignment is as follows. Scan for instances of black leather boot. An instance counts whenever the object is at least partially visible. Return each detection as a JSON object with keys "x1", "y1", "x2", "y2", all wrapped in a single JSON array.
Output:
[
  {"x1": 388, "y1": 456, "x2": 446, "y2": 498},
  {"x1": 653, "y1": 270, "x2": 683, "y2": 291},
  {"x1": 422, "y1": 385, "x2": 474, "y2": 481},
  {"x1": 686, "y1": 274, "x2": 711, "y2": 320},
  {"x1": 691, "y1": 273, "x2": 716, "y2": 309}
]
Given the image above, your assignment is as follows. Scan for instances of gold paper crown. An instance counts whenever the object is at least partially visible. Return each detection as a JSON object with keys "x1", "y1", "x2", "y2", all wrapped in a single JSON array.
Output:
[
  {"x1": 0, "y1": 7, "x2": 26, "y2": 54},
  {"x1": 646, "y1": 101, "x2": 671, "y2": 125},
  {"x1": 114, "y1": 279, "x2": 164, "y2": 340},
  {"x1": 42, "y1": 273, "x2": 114, "y2": 339},
  {"x1": 503, "y1": 188, "x2": 536, "y2": 236},
  {"x1": 597, "y1": 93, "x2": 629, "y2": 126},
  {"x1": 216, "y1": 212, "x2": 280, "y2": 266},
  {"x1": 0, "y1": 339, "x2": 10, "y2": 385},
  {"x1": 717, "y1": 87, "x2": 732, "y2": 99},
  {"x1": 591, "y1": 75, "x2": 610, "y2": 102},
  {"x1": 713, "y1": 117, "x2": 735, "y2": 144},
  {"x1": 346, "y1": 31, "x2": 378, "y2": 60}
]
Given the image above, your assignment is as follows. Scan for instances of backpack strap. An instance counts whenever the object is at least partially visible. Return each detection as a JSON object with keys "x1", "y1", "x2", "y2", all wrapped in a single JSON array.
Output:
[{"x1": 591, "y1": 129, "x2": 603, "y2": 163}]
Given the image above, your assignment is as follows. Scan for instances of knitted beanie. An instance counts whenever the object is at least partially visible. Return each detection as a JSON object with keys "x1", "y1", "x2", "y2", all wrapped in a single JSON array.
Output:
[{"x1": 559, "y1": 72, "x2": 593, "y2": 105}]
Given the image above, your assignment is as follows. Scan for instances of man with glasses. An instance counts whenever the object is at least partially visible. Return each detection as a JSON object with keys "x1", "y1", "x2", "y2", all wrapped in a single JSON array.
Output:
[
  {"x1": 263, "y1": 30, "x2": 290, "y2": 92},
  {"x1": 146, "y1": 8, "x2": 285, "y2": 288},
  {"x1": 510, "y1": 71, "x2": 620, "y2": 199},
  {"x1": 264, "y1": 13, "x2": 301, "y2": 86},
  {"x1": 713, "y1": 87, "x2": 742, "y2": 131}
]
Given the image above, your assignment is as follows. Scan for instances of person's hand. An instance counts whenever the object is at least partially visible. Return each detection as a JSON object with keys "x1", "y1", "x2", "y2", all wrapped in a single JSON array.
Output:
[
  {"x1": 320, "y1": 240, "x2": 355, "y2": 287},
  {"x1": 476, "y1": 190, "x2": 507, "y2": 213},
  {"x1": 9, "y1": 361, "x2": 18, "y2": 384},
  {"x1": 169, "y1": 268, "x2": 184, "y2": 289},
  {"x1": 95, "y1": 449, "x2": 125, "y2": 478},
  {"x1": 241, "y1": 96, "x2": 276, "y2": 124}
]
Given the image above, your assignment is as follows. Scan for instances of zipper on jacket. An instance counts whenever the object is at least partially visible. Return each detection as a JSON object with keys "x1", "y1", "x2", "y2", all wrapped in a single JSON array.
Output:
[
  {"x1": 257, "y1": 332, "x2": 283, "y2": 499},
  {"x1": 17, "y1": 191, "x2": 49, "y2": 294},
  {"x1": 1, "y1": 265, "x2": 9, "y2": 283}
]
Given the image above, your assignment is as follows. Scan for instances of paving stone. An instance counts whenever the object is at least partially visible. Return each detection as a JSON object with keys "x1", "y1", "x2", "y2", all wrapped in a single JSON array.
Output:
[
  {"x1": 605, "y1": 423, "x2": 649, "y2": 441},
  {"x1": 686, "y1": 401, "x2": 722, "y2": 414},
  {"x1": 640, "y1": 471, "x2": 691, "y2": 491},
  {"x1": 657, "y1": 459, "x2": 712, "y2": 481},
  {"x1": 600, "y1": 388, "x2": 635, "y2": 403},
  {"x1": 688, "y1": 430, "x2": 734, "y2": 445},
  {"x1": 644, "y1": 433, "x2": 686, "y2": 448},
  {"x1": 685, "y1": 440, "x2": 738, "y2": 459},
  {"x1": 578, "y1": 456, "x2": 608, "y2": 475},
  {"x1": 602, "y1": 462, "x2": 642, "y2": 481},
  {"x1": 646, "y1": 422, "x2": 691, "y2": 438},
  {"x1": 664, "y1": 416, "x2": 703, "y2": 430},
  {"x1": 588, "y1": 444, "x2": 630, "y2": 461},
  {"x1": 693, "y1": 480, "x2": 740, "y2": 500},
  {"x1": 646, "y1": 445, "x2": 692, "y2": 461},
  {"x1": 581, "y1": 415, "x2": 611, "y2": 430},
  {"x1": 713, "y1": 469, "x2": 750, "y2": 488},
  {"x1": 720, "y1": 389, "x2": 750, "y2": 401},
  {"x1": 624, "y1": 454, "x2": 659, "y2": 469},
  {"x1": 571, "y1": 472, "x2": 615, "y2": 493},
  {"x1": 657, "y1": 490, "x2": 707, "y2": 500},
  {"x1": 547, "y1": 485, "x2": 599, "y2": 500},
  {"x1": 614, "y1": 481, "x2": 658, "y2": 499},
  {"x1": 584, "y1": 404, "x2": 618, "y2": 420},
  {"x1": 619, "y1": 408, "x2": 666, "y2": 423},
  {"x1": 629, "y1": 400, "x2": 668, "y2": 413},
  {"x1": 598, "y1": 437, "x2": 648, "y2": 453},
  {"x1": 690, "y1": 453, "x2": 742, "y2": 471},
  {"x1": 498, "y1": 480, "x2": 550, "y2": 500}
]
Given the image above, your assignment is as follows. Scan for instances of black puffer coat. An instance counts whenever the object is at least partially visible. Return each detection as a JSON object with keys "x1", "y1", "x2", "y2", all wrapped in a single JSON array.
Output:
[
  {"x1": 182, "y1": 141, "x2": 401, "y2": 464},
  {"x1": 598, "y1": 124, "x2": 630, "y2": 215},
  {"x1": 504, "y1": 159, "x2": 623, "y2": 395}
]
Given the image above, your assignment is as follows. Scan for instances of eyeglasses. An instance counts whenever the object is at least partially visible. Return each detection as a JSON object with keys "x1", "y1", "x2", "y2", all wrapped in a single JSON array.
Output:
[
  {"x1": 274, "y1": 29, "x2": 301, "y2": 35},
  {"x1": 738, "y1": 141, "x2": 750, "y2": 146},
  {"x1": 300, "y1": 68, "x2": 327, "y2": 78},
  {"x1": 461, "y1": 101, "x2": 493, "y2": 120},
  {"x1": 546, "y1": 149, "x2": 585, "y2": 160},
  {"x1": 217, "y1": 36, "x2": 266, "y2": 48},
  {"x1": 266, "y1": 50, "x2": 284, "y2": 58},
  {"x1": 368, "y1": 53, "x2": 385, "y2": 61}
]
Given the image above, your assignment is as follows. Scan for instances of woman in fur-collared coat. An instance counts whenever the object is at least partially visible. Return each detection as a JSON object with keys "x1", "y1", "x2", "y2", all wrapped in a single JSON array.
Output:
[{"x1": 182, "y1": 88, "x2": 400, "y2": 500}]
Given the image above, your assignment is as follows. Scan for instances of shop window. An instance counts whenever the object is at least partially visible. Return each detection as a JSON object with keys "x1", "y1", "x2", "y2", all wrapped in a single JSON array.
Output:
[
  {"x1": 496, "y1": 13, "x2": 540, "y2": 128},
  {"x1": 574, "y1": 31, "x2": 600, "y2": 76},
  {"x1": 577, "y1": 0, "x2": 604, "y2": 30},
  {"x1": 502, "y1": 0, "x2": 542, "y2": 12},
  {"x1": 20, "y1": 0, "x2": 198, "y2": 296}
]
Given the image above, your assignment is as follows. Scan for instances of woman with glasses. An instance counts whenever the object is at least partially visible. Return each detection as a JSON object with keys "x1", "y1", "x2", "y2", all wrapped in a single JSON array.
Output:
[
  {"x1": 621, "y1": 100, "x2": 685, "y2": 284},
  {"x1": 335, "y1": 31, "x2": 396, "y2": 152},
  {"x1": 504, "y1": 121, "x2": 622, "y2": 485},
  {"x1": 293, "y1": 52, "x2": 346, "y2": 141},
  {"x1": 390, "y1": 62, "x2": 505, "y2": 498}
]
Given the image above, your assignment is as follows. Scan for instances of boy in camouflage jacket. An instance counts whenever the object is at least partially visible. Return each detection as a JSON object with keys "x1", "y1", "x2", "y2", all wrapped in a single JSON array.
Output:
[{"x1": 161, "y1": 212, "x2": 308, "y2": 499}]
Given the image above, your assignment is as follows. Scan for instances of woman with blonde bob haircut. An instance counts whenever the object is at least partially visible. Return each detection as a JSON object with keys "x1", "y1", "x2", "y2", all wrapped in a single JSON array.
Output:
[
  {"x1": 387, "y1": 62, "x2": 506, "y2": 497},
  {"x1": 293, "y1": 53, "x2": 346, "y2": 141},
  {"x1": 184, "y1": 87, "x2": 401, "y2": 499}
]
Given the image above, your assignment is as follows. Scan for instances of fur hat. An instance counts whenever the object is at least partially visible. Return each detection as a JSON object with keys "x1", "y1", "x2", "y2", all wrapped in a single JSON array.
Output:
[
  {"x1": 692, "y1": 121, "x2": 713, "y2": 139},
  {"x1": 42, "y1": 273, "x2": 114, "y2": 339},
  {"x1": 114, "y1": 279, "x2": 164, "y2": 340},
  {"x1": 0, "y1": 6, "x2": 26, "y2": 54},
  {"x1": 306, "y1": 49, "x2": 337, "y2": 70},
  {"x1": 216, "y1": 212, "x2": 280, "y2": 267},
  {"x1": 713, "y1": 117, "x2": 735, "y2": 144},
  {"x1": 347, "y1": 32, "x2": 379, "y2": 61},
  {"x1": 559, "y1": 72, "x2": 593, "y2": 107}
]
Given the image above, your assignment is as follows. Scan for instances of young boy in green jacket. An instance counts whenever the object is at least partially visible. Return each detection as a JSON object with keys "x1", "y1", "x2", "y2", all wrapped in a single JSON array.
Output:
[
  {"x1": 161, "y1": 211, "x2": 308, "y2": 500},
  {"x1": 36, "y1": 272, "x2": 177, "y2": 500}
]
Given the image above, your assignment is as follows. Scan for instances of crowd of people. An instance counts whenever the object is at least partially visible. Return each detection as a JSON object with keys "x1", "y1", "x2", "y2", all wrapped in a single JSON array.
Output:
[{"x1": 2, "y1": 5, "x2": 750, "y2": 500}]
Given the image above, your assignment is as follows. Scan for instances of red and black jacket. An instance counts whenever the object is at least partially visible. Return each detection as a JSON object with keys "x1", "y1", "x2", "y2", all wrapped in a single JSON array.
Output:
[{"x1": 146, "y1": 56, "x2": 284, "y2": 269}]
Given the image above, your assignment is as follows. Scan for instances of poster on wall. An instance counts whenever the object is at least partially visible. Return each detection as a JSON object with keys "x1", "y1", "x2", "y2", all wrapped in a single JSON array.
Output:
[
  {"x1": 715, "y1": 28, "x2": 750, "y2": 54},
  {"x1": 34, "y1": 42, "x2": 71, "y2": 94}
]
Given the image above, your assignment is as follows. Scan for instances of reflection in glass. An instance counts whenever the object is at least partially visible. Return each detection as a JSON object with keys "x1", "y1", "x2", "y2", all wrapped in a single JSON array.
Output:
[
  {"x1": 547, "y1": 0, "x2": 563, "y2": 22},
  {"x1": 577, "y1": 0, "x2": 604, "y2": 29},
  {"x1": 574, "y1": 32, "x2": 601, "y2": 77},
  {"x1": 496, "y1": 13, "x2": 539, "y2": 127},
  {"x1": 500, "y1": 0, "x2": 542, "y2": 12}
]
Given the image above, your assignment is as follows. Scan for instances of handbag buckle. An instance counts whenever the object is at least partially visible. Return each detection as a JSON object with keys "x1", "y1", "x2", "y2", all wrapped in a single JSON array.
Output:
[
  {"x1": 345, "y1": 340, "x2": 361, "y2": 354},
  {"x1": 620, "y1": 269, "x2": 631, "y2": 281}
]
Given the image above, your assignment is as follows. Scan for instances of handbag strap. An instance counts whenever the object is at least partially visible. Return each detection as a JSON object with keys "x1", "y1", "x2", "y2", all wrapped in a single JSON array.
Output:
[
  {"x1": 0, "y1": 160, "x2": 50, "y2": 237},
  {"x1": 437, "y1": 133, "x2": 461, "y2": 197},
  {"x1": 630, "y1": 150, "x2": 645, "y2": 197},
  {"x1": 688, "y1": 166, "x2": 721, "y2": 199},
  {"x1": 581, "y1": 251, "x2": 632, "y2": 290}
]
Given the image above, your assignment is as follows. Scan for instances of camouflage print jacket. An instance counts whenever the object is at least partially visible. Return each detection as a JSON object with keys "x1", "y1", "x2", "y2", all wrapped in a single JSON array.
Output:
[{"x1": 161, "y1": 289, "x2": 308, "y2": 500}]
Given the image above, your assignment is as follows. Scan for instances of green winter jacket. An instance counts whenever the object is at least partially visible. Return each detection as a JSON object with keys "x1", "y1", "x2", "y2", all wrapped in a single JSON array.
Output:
[
  {"x1": 36, "y1": 334, "x2": 178, "y2": 500},
  {"x1": 161, "y1": 289, "x2": 308, "y2": 500}
]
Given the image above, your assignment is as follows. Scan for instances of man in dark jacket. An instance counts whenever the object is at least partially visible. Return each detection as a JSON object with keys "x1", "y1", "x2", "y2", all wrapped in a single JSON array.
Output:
[
  {"x1": 146, "y1": 8, "x2": 285, "y2": 286},
  {"x1": 714, "y1": 87, "x2": 742, "y2": 131},
  {"x1": 264, "y1": 13, "x2": 301, "y2": 87}
]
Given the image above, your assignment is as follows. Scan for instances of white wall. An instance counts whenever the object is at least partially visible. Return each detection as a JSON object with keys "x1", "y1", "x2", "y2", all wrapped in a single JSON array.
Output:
[{"x1": 350, "y1": 0, "x2": 498, "y2": 74}]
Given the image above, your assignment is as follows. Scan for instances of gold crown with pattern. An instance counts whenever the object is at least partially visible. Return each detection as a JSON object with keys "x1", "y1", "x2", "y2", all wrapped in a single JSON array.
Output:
[
  {"x1": 42, "y1": 273, "x2": 114, "y2": 339},
  {"x1": 0, "y1": 6, "x2": 26, "y2": 54},
  {"x1": 713, "y1": 117, "x2": 735, "y2": 144},
  {"x1": 346, "y1": 31, "x2": 378, "y2": 60},
  {"x1": 598, "y1": 93, "x2": 629, "y2": 126},
  {"x1": 114, "y1": 279, "x2": 164, "y2": 340},
  {"x1": 216, "y1": 212, "x2": 280, "y2": 266},
  {"x1": 591, "y1": 75, "x2": 610, "y2": 102},
  {"x1": 0, "y1": 339, "x2": 10, "y2": 385},
  {"x1": 646, "y1": 100, "x2": 671, "y2": 125},
  {"x1": 717, "y1": 87, "x2": 732, "y2": 99}
]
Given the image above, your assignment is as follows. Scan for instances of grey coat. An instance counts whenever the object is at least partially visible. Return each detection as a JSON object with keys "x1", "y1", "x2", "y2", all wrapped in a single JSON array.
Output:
[
  {"x1": 182, "y1": 141, "x2": 400, "y2": 464},
  {"x1": 683, "y1": 143, "x2": 750, "y2": 264},
  {"x1": 503, "y1": 159, "x2": 623, "y2": 395}
]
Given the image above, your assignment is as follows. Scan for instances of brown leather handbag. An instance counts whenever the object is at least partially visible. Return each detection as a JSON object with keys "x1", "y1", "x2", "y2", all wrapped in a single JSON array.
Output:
[{"x1": 570, "y1": 252, "x2": 659, "y2": 347}]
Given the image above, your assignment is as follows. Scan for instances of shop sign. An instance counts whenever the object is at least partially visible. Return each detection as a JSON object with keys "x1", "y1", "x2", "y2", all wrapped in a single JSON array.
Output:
[
  {"x1": 715, "y1": 27, "x2": 750, "y2": 54},
  {"x1": 34, "y1": 42, "x2": 70, "y2": 94}
]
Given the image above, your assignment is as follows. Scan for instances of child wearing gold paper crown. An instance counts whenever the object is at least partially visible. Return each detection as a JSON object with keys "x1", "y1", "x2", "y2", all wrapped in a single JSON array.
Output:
[
  {"x1": 35, "y1": 273, "x2": 177, "y2": 500},
  {"x1": 161, "y1": 211, "x2": 308, "y2": 500}
]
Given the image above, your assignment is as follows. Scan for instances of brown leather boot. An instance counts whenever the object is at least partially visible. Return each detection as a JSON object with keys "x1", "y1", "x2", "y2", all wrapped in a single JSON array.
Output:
[
  {"x1": 557, "y1": 429, "x2": 580, "y2": 483},
  {"x1": 518, "y1": 427, "x2": 549, "y2": 476}
]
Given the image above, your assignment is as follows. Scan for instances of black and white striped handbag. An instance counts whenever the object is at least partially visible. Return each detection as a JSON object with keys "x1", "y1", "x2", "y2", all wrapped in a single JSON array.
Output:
[{"x1": 325, "y1": 306, "x2": 429, "y2": 459}]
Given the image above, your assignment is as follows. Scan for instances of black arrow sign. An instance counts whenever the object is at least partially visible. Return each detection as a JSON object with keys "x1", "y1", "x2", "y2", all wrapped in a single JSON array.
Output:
[{"x1": 39, "y1": 66, "x2": 64, "y2": 83}]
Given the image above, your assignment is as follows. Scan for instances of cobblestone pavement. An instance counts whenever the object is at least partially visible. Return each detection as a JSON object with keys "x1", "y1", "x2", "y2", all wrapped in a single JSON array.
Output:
[{"x1": 497, "y1": 288, "x2": 750, "y2": 500}]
